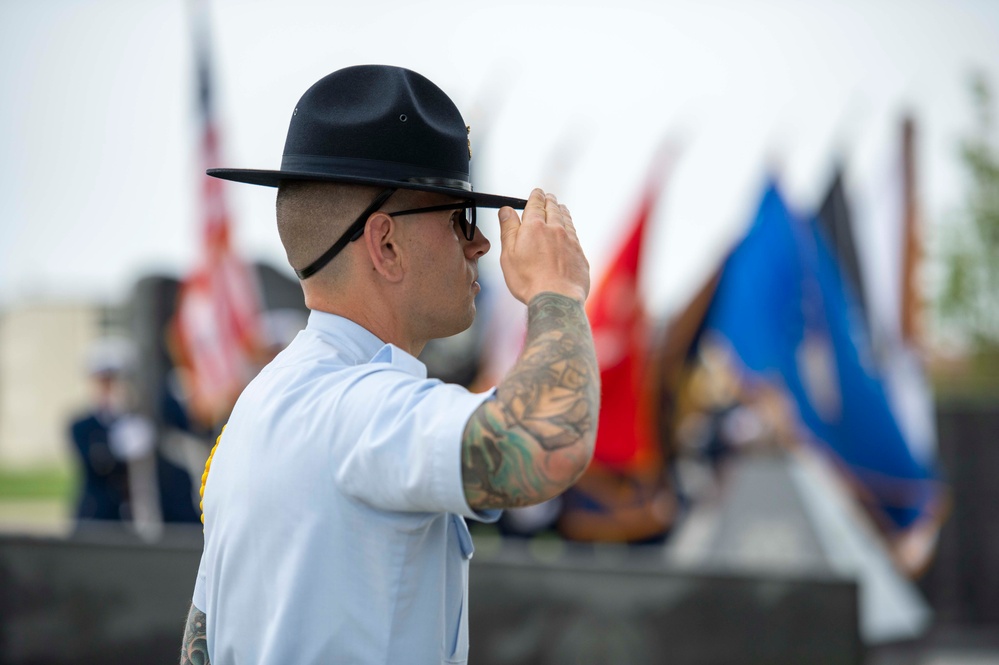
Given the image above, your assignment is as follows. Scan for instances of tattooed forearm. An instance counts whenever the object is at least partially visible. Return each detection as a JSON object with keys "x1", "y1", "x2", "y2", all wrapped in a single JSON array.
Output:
[
  {"x1": 180, "y1": 604, "x2": 210, "y2": 665},
  {"x1": 463, "y1": 292, "x2": 600, "y2": 509}
]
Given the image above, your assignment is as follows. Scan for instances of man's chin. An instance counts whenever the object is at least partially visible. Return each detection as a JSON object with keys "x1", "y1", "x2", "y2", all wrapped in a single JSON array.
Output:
[
  {"x1": 451, "y1": 307, "x2": 476, "y2": 337},
  {"x1": 425, "y1": 310, "x2": 475, "y2": 342}
]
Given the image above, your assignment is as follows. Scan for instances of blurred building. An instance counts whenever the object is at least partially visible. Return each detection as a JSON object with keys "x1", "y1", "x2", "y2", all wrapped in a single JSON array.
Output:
[{"x1": 0, "y1": 302, "x2": 124, "y2": 469}]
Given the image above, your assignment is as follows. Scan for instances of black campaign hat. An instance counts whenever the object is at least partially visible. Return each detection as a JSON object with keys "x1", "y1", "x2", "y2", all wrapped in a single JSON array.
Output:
[{"x1": 208, "y1": 65, "x2": 527, "y2": 209}]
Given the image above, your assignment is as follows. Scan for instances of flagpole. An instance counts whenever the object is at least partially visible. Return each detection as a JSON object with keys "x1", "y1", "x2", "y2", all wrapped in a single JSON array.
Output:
[{"x1": 900, "y1": 116, "x2": 923, "y2": 349}]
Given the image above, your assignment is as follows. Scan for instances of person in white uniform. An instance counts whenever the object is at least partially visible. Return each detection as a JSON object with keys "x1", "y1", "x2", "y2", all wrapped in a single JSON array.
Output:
[{"x1": 180, "y1": 64, "x2": 599, "y2": 665}]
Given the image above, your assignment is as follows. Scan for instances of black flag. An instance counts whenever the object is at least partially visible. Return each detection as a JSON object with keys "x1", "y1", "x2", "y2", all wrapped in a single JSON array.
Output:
[{"x1": 817, "y1": 168, "x2": 869, "y2": 326}]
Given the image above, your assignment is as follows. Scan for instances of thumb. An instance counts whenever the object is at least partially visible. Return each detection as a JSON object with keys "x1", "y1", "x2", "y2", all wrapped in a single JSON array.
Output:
[{"x1": 497, "y1": 207, "x2": 521, "y2": 245}]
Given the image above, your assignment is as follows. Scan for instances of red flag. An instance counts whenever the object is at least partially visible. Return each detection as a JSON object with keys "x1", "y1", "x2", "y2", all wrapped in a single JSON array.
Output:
[
  {"x1": 586, "y1": 157, "x2": 671, "y2": 472},
  {"x1": 173, "y1": 3, "x2": 263, "y2": 426}
]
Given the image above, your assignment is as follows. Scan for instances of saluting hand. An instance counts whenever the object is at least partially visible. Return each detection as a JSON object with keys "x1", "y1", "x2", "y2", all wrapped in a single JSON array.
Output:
[{"x1": 497, "y1": 189, "x2": 590, "y2": 305}]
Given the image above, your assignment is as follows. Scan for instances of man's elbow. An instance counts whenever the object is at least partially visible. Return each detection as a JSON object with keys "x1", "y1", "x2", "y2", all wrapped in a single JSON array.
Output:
[{"x1": 536, "y1": 432, "x2": 596, "y2": 503}]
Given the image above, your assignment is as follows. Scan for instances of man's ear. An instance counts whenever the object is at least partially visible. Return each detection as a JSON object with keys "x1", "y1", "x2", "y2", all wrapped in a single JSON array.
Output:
[{"x1": 362, "y1": 212, "x2": 404, "y2": 282}]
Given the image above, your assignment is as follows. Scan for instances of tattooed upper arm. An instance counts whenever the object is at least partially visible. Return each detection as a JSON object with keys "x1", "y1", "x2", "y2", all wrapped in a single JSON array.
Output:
[
  {"x1": 462, "y1": 292, "x2": 600, "y2": 510},
  {"x1": 180, "y1": 603, "x2": 210, "y2": 665}
]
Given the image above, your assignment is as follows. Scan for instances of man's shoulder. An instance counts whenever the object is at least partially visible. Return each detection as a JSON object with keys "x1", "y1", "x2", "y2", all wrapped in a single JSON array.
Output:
[
  {"x1": 70, "y1": 413, "x2": 104, "y2": 436},
  {"x1": 234, "y1": 339, "x2": 423, "y2": 423}
]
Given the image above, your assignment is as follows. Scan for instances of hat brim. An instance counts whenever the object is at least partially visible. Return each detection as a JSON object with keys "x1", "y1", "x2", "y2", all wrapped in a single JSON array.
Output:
[{"x1": 208, "y1": 168, "x2": 528, "y2": 210}]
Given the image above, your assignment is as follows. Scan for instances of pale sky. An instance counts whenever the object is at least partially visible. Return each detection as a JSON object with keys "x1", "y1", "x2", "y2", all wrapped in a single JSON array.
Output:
[{"x1": 1, "y1": 0, "x2": 997, "y2": 319}]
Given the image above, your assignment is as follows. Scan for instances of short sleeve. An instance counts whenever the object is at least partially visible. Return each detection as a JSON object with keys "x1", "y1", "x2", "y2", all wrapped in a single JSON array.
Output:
[
  {"x1": 332, "y1": 361, "x2": 497, "y2": 521},
  {"x1": 192, "y1": 551, "x2": 207, "y2": 611}
]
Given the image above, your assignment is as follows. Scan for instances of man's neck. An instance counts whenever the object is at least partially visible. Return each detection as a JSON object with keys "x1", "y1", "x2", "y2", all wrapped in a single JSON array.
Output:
[{"x1": 309, "y1": 300, "x2": 423, "y2": 357}]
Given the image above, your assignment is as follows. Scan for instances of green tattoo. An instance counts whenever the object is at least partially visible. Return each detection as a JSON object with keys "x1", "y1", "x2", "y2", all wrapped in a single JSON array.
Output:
[
  {"x1": 463, "y1": 292, "x2": 600, "y2": 509},
  {"x1": 180, "y1": 604, "x2": 211, "y2": 665}
]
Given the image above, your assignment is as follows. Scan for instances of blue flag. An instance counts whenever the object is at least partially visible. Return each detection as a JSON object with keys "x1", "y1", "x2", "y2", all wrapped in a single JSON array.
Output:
[{"x1": 702, "y1": 181, "x2": 937, "y2": 530}]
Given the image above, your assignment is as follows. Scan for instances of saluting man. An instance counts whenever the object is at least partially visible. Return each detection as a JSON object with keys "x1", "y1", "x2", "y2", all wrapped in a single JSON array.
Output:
[{"x1": 181, "y1": 64, "x2": 599, "y2": 665}]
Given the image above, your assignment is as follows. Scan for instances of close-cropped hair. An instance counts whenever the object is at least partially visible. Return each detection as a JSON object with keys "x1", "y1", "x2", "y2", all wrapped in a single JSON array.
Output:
[{"x1": 275, "y1": 181, "x2": 381, "y2": 281}]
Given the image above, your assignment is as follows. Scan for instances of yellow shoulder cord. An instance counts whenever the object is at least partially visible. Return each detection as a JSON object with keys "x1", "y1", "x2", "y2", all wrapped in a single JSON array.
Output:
[{"x1": 200, "y1": 425, "x2": 225, "y2": 527}]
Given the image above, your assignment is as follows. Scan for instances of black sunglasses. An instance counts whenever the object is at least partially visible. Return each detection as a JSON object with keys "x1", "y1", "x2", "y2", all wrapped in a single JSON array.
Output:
[
  {"x1": 386, "y1": 202, "x2": 477, "y2": 241},
  {"x1": 295, "y1": 188, "x2": 478, "y2": 280}
]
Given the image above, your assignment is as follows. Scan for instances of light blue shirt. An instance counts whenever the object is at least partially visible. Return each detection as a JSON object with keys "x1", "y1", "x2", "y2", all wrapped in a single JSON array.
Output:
[{"x1": 193, "y1": 310, "x2": 499, "y2": 664}]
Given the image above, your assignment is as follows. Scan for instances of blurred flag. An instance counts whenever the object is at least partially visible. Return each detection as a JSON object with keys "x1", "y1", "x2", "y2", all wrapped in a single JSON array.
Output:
[
  {"x1": 558, "y1": 150, "x2": 678, "y2": 543},
  {"x1": 702, "y1": 180, "x2": 940, "y2": 545},
  {"x1": 648, "y1": 271, "x2": 720, "y2": 483},
  {"x1": 172, "y1": 0, "x2": 264, "y2": 427},
  {"x1": 586, "y1": 157, "x2": 672, "y2": 471},
  {"x1": 817, "y1": 166, "x2": 869, "y2": 328}
]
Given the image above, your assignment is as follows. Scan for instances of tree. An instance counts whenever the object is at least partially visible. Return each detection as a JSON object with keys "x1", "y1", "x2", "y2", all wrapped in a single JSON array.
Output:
[{"x1": 939, "y1": 73, "x2": 999, "y2": 370}]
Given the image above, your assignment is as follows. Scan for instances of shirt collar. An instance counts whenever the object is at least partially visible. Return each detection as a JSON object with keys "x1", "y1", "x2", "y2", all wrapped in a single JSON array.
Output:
[
  {"x1": 371, "y1": 344, "x2": 428, "y2": 379},
  {"x1": 306, "y1": 310, "x2": 428, "y2": 379}
]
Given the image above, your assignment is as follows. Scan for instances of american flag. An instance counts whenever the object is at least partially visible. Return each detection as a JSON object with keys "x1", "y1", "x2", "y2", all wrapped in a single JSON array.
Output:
[{"x1": 173, "y1": 0, "x2": 263, "y2": 427}]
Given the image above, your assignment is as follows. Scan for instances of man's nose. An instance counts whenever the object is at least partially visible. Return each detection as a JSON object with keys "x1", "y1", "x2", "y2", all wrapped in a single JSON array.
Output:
[{"x1": 465, "y1": 228, "x2": 490, "y2": 258}]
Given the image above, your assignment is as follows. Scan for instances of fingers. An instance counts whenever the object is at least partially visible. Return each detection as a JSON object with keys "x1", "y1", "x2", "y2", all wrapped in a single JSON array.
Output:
[
  {"x1": 543, "y1": 194, "x2": 575, "y2": 240},
  {"x1": 521, "y1": 188, "x2": 547, "y2": 224},
  {"x1": 544, "y1": 193, "x2": 562, "y2": 225},
  {"x1": 497, "y1": 206, "x2": 522, "y2": 245},
  {"x1": 560, "y1": 203, "x2": 578, "y2": 240},
  {"x1": 498, "y1": 187, "x2": 588, "y2": 305},
  {"x1": 508, "y1": 188, "x2": 574, "y2": 235}
]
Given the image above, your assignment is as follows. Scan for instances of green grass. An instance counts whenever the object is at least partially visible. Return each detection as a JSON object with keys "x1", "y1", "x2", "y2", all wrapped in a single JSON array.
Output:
[{"x1": 0, "y1": 465, "x2": 76, "y2": 501}]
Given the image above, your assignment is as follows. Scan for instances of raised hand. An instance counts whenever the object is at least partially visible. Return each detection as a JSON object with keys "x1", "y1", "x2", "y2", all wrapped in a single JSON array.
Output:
[{"x1": 497, "y1": 189, "x2": 590, "y2": 305}]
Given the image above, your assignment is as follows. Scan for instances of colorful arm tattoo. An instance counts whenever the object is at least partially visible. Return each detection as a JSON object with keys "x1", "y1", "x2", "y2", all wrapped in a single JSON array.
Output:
[
  {"x1": 462, "y1": 292, "x2": 600, "y2": 510},
  {"x1": 180, "y1": 604, "x2": 210, "y2": 665}
]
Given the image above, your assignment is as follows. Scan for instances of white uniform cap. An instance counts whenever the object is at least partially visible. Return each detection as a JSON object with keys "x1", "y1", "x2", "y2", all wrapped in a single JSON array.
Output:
[{"x1": 85, "y1": 337, "x2": 138, "y2": 377}]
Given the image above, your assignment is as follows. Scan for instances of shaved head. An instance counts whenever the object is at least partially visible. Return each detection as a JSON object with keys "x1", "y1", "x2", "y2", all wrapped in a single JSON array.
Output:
[{"x1": 275, "y1": 181, "x2": 383, "y2": 284}]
